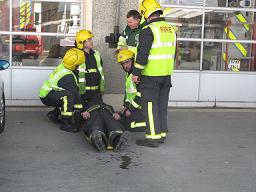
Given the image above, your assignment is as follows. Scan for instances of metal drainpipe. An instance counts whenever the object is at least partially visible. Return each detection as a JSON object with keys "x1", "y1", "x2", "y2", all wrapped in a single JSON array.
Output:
[
  {"x1": 114, "y1": 0, "x2": 121, "y2": 44},
  {"x1": 105, "y1": 0, "x2": 121, "y2": 48},
  {"x1": 115, "y1": 0, "x2": 121, "y2": 28}
]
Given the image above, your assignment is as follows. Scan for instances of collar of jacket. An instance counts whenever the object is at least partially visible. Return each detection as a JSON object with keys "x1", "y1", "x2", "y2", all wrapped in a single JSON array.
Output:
[
  {"x1": 85, "y1": 49, "x2": 95, "y2": 55},
  {"x1": 147, "y1": 17, "x2": 165, "y2": 25}
]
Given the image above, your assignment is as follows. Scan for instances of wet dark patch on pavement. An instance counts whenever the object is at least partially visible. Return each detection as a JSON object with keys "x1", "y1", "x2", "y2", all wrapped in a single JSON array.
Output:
[{"x1": 120, "y1": 155, "x2": 131, "y2": 169}]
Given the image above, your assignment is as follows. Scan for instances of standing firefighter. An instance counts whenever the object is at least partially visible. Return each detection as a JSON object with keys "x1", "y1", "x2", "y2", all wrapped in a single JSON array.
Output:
[
  {"x1": 75, "y1": 30, "x2": 129, "y2": 152},
  {"x1": 39, "y1": 48, "x2": 85, "y2": 133},
  {"x1": 117, "y1": 10, "x2": 146, "y2": 53},
  {"x1": 132, "y1": 0, "x2": 176, "y2": 147},
  {"x1": 117, "y1": 49, "x2": 146, "y2": 132}
]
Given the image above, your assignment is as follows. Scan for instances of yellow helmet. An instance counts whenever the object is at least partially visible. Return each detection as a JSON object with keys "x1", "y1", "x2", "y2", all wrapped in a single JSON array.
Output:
[
  {"x1": 117, "y1": 49, "x2": 134, "y2": 63},
  {"x1": 139, "y1": 0, "x2": 163, "y2": 19},
  {"x1": 63, "y1": 48, "x2": 85, "y2": 70},
  {"x1": 75, "y1": 30, "x2": 94, "y2": 49}
]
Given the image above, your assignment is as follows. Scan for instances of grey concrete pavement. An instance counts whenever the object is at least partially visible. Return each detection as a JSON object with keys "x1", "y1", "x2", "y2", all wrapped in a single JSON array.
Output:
[{"x1": 0, "y1": 109, "x2": 256, "y2": 192}]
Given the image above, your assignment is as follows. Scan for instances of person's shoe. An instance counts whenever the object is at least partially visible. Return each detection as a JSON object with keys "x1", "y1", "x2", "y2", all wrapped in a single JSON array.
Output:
[
  {"x1": 136, "y1": 139, "x2": 159, "y2": 148},
  {"x1": 59, "y1": 119, "x2": 79, "y2": 133},
  {"x1": 91, "y1": 131, "x2": 106, "y2": 152},
  {"x1": 158, "y1": 137, "x2": 166, "y2": 144},
  {"x1": 113, "y1": 131, "x2": 130, "y2": 152},
  {"x1": 47, "y1": 108, "x2": 60, "y2": 124}
]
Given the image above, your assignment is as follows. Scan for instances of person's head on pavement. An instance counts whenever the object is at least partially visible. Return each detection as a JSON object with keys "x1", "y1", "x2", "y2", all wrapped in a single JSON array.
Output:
[{"x1": 117, "y1": 49, "x2": 134, "y2": 72}]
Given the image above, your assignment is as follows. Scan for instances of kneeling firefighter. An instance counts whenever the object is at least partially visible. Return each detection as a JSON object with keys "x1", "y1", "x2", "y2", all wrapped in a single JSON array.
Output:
[
  {"x1": 75, "y1": 29, "x2": 129, "y2": 152},
  {"x1": 39, "y1": 48, "x2": 85, "y2": 133},
  {"x1": 117, "y1": 49, "x2": 146, "y2": 132}
]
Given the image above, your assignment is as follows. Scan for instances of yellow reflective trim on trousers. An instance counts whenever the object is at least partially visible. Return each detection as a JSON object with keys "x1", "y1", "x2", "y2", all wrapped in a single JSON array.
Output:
[
  {"x1": 61, "y1": 112, "x2": 72, "y2": 116},
  {"x1": 61, "y1": 96, "x2": 68, "y2": 114},
  {"x1": 85, "y1": 86, "x2": 99, "y2": 90},
  {"x1": 135, "y1": 63, "x2": 145, "y2": 69},
  {"x1": 161, "y1": 132, "x2": 167, "y2": 138},
  {"x1": 131, "y1": 121, "x2": 146, "y2": 128},
  {"x1": 74, "y1": 104, "x2": 83, "y2": 109},
  {"x1": 145, "y1": 134, "x2": 161, "y2": 139},
  {"x1": 148, "y1": 102, "x2": 156, "y2": 136},
  {"x1": 235, "y1": 13, "x2": 249, "y2": 31},
  {"x1": 224, "y1": 28, "x2": 247, "y2": 57}
]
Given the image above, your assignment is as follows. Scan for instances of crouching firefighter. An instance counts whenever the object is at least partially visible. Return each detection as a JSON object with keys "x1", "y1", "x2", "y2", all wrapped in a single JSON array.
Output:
[
  {"x1": 39, "y1": 48, "x2": 85, "y2": 133},
  {"x1": 117, "y1": 49, "x2": 146, "y2": 132},
  {"x1": 75, "y1": 29, "x2": 129, "y2": 152}
]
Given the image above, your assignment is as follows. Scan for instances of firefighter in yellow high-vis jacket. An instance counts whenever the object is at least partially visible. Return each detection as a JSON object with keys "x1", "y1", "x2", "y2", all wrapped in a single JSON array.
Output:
[
  {"x1": 39, "y1": 48, "x2": 85, "y2": 133},
  {"x1": 117, "y1": 49, "x2": 146, "y2": 132},
  {"x1": 132, "y1": 0, "x2": 177, "y2": 147}
]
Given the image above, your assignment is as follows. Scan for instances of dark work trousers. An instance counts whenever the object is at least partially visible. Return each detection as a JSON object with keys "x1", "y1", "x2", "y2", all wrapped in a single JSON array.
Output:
[
  {"x1": 40, "y1": 90, "x2": 75, "y2": 118},
  {"x1": 138, "y1": 75, "x2": 172, "y2": 140},
  {"x1": 121, "y1": 109, "x2": 146, "y2": 132},
  {"x1": 82, "y1": 108, "x2": 125, "y2": 143}
]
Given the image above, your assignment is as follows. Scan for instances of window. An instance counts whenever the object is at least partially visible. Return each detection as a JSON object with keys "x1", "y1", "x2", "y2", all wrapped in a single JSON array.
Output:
[
  {"x1": 160, "y1": 0, "x2": 256, "y2": 71},
  {"x1": 177, "y1": 40, "x2": 201, "y2": 70},
  {"x1": 0, "y1": 35, "x2": 10, "y2": 60},
  {"x1": 0, "y1": 0, "x2": 83, "y2": 67}
]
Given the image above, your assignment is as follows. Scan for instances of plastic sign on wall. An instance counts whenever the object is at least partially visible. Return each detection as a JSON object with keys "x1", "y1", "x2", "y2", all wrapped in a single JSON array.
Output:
[
  {"x1": 228, "y1": 59, "x2": 240, "y2": 72},
  {"x1": 228, "y1": 0, "x2": 251, "y2": 7}
]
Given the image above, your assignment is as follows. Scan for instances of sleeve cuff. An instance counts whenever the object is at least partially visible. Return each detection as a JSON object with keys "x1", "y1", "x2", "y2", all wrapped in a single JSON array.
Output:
[
  {"x1": 123, "y1": 102, "x2": 130, "y2": 108},
  {"x1": 132, "y1": 67, "x2": 142, "y2": 77},
  {"x1": 128, "y1": 104, "x2": 136, "y2": 113}
]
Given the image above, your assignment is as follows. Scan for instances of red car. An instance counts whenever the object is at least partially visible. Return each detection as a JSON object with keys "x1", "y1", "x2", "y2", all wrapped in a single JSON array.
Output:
[{"x1": 12, "y1": 25, "x2": 42, "y2": 60}]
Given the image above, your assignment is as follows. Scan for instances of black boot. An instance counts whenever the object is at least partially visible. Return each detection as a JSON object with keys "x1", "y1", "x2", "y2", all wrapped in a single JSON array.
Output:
[
  {"x1": 112, "y1": 131, "x2": 130, "y2": 152},
  {"x1": 158, "y1": 137, "x2": 165, "y2": 144},
  {"x1": 47, "y1": 108, "x2": 60, "y2": 124},
  {"x1": 136, "y1": 139, "x2": 159, "y2": 148},
  {"x1": 60, "y1": 118, "x2": 79, "y2": 133},
  {"x1": 91, "y1": 131, "x2": 106, "y2": 152}
]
